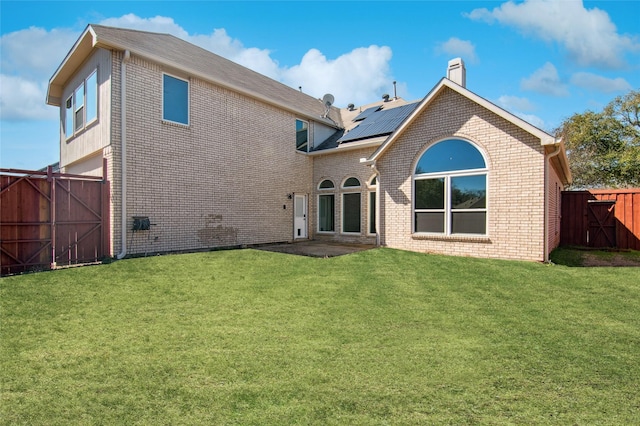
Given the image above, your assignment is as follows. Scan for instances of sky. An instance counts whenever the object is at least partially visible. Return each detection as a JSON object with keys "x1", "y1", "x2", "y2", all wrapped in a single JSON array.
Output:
[{"x1": 1, "y1": 0, "x2": 639, "y2": 170}]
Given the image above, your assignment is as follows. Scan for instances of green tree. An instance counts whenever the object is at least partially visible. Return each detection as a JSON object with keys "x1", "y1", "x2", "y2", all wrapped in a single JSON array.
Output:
[{"x1": 555, "y1": 89, "x2": 640, "y2": 189}]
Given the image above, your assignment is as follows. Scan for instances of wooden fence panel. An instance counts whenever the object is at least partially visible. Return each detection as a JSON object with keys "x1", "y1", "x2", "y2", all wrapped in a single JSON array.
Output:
[
  {"x1": 561, "y1": 189, "x2": 640, "y2": 250},
  {"x1": 1, "y1": 163, "x2": 109, "y2": 276}
]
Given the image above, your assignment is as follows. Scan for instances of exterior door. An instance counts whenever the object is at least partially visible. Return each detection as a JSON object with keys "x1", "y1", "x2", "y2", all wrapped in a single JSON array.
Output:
[
  {"x1": 294, "y1": 194, "x2": 308, "y2": 239},
  {"x1": 587, "y1": 200, "x2": 616, "y2": 248}
]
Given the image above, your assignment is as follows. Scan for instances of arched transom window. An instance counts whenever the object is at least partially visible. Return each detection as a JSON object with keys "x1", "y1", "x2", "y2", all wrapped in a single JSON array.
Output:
[{"x1": 414, "y1": 139, "x2": 488, "y2": 235}]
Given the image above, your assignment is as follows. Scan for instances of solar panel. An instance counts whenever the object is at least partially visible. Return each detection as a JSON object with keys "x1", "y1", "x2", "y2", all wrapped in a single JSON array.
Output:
[
  {"x1": 353, "y1": 105, "x2": 382, "y2": 122},
  {"x1": 339, "y1": 102, "x2": 419, "y2": 143}
]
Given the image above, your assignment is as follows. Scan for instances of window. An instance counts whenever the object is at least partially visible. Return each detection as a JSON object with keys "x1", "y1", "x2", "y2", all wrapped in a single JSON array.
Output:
[
  {"x1": 64, "y1": 69, "x2": 98, "y2": 139},
  {"x1": 163, "y1": 74, "x2": 189, "y2": 125},
  {"x1": 368, "y1": 176, "x2": 377, "y2": 235},
  {"x1": 296, "y1": 119, "x2": 309, "y2": 152},
  {"x1": 318, "y1": 180, "x2": 335, "y2": 232},
  {"x1": 342, "y1": 177, "x2": 361, "y2": 233},
  {"x1": 414, "y1": 139, "x2": 487, "y2": 235}
]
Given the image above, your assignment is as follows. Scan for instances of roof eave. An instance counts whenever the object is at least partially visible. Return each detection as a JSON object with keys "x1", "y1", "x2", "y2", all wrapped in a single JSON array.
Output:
[{"x1": 47, "y1": 25, "x2": 97, "y2": 106}]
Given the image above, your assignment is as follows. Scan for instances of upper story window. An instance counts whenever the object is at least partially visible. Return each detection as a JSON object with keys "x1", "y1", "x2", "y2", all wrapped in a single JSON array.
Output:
[
  {"x1": 163, "y1": 73, "x2": 189, "y2": 125},
  {"x1": 296, "y1": 119, "x2": 309, "y2": 152},
  {"x1": 414, "y1": 139, "x2": 488, "y2": 236},
  {"x1": 65, "y1": 69, "x2": 98, "y2": 139}
]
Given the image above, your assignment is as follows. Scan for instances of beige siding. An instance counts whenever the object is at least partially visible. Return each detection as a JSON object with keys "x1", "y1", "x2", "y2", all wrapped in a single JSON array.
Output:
[
  {"x1": 377, "y1": 87, "x2": 547, "y2": 261},
  {"x1": 312, "y1": 147, "x2": 377, "y2": 244},
  {"x1": 60, "y1": 48, "x2": 112, "y2": 168}
]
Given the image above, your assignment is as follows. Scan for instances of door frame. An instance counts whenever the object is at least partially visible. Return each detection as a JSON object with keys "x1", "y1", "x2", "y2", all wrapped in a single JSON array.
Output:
[{"x1": 294, "y1": 193, "x2": 308, "y2": 239}]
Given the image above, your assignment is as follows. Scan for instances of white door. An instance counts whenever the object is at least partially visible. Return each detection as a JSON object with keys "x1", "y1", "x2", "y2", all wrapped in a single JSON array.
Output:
[{"x1": 294, "y1": 194, "x2": 308, "y2": 239}]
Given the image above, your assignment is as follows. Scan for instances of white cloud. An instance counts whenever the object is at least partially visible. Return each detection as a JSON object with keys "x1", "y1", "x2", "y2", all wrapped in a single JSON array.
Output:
[
  {"x1": 513, "y1": 112, "x2": 546, "y2": 130},
  {"x1": 0, "y1": 26, "x2": 79, "y2": 80},
  {"x1": 282, "y1": 46, "x2": 393, "y2": 106},
  {"x1": 0, "y1": 74, "x2": 57, "y2": 121},
  {"x1": 1, "y1": 14, "x2": 396, "y2": 121},
  {"x1": 521, "y1": 62, "x2": 569, "y2": 97},
  {"x1": 465, "y1": 0, "x2": 640, "y2": 69},
  {"x1": 98, "y1": 14, "x2": 394, "y2": 106},
  {"x1": 569, "y1": 72, "x2": 632, "y2": 93},
  {"x1": 497, "y1": 95, "x2": 535, "y2": 112},
  {"x1": 436, "y1": 37, "x2": 478, "y2": 64}
]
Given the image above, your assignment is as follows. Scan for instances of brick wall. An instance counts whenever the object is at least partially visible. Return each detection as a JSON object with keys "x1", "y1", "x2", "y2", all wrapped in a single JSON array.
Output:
[
  {"x1": 312, "y1": 147, "x2": 377, "y2": 244},
  {"x1": 107, "y1": 53, "x2": 313, "y2": 255},
  {"x1": 377, "y1": 87, "x2": 547, "y2": 261}
]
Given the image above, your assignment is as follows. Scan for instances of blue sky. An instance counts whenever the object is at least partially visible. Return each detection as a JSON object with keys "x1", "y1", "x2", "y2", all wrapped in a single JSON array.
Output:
[{"x1": 1, "y1": 0, "x2": 639, "y2": 169}]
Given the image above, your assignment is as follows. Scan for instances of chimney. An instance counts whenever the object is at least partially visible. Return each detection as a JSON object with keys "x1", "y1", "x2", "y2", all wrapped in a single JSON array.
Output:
[{"x1": 447, "y1": 58, "x2": 466, "y2": 87}]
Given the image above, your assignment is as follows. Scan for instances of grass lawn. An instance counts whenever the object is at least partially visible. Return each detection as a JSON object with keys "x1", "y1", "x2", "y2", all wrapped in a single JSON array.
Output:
[{"x1": 1, "y1": 248, "x2": 639, "y2": 425}]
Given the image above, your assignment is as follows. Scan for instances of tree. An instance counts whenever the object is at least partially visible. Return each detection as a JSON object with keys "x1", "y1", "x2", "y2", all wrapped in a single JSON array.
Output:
[{"x1": 555, "y1": 89, "x2": 640, "y2": 189}]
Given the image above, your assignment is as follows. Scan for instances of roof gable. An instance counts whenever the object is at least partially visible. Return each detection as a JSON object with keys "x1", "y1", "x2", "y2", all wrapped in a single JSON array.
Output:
[{"x1": 366, "y1": 78, "x2": 571, "y2": 184}]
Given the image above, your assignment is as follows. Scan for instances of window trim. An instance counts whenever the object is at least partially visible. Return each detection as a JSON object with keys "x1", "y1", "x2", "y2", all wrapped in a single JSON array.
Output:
[
  {"x1": 296, "y1": 119, "x2": 309, "y2": 152},
  {"x1": 65, "y1": 68, "x2": 98, "y2": 140},
  {"x1": 413, "y1": 139, "x2": 489, "y2": 237},
  {"x1": 162, "y1": 72, "x2": 190, "y2": 126},
  {"x1": 367, "y1": 175, "x2": 378, "y2": 236},
  {"x1": 341, "y1": 191, "x2": 362, "y2": 235},
  {"x1": 317, "y1": 193, "x2": 336, "y2": 234}
]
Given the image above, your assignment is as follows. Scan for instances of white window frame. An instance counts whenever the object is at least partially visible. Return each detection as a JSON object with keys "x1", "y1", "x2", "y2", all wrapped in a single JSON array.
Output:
[
  {"x1": 162, "y1": 72, "x2": 190, "y2": 126},
  {"x1": 341, "y1": 177, "x2": 362, "y2": 235},
  {"x1": 413, "y1": 139, "x2": 489, "y2": 237},
  {"x1": 65, "y1": 69, "x2": 98, "y2": 140},
  {"x1": 367, "y1": 176, "x2": 378, "y2": 236},
  {"x1": 296, "y1": 119, "x2": 309, "y2": 152},
  {"x1": 317, "y1": 179, "x2": 336, "y2": 233}
]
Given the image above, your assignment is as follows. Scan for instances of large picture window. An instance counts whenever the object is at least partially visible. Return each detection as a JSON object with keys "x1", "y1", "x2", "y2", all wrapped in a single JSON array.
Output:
[
  {"x1": 414, "y1": 139, "x2": 487, "y2": 235},
  {"x1": 163, "y1": 74, "x2": 189, "y2": 125},
  {"x1": 65, "y1": 69, "x2": 98, "y2": 139}
]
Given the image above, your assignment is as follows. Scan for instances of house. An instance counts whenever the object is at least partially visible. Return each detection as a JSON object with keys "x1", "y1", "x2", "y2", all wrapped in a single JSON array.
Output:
[{"x1": 46, "y1": 24, "x2": 571, "y2": 262}]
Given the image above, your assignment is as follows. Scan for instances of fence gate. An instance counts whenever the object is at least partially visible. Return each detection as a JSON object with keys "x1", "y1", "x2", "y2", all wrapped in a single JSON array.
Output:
[
  {"x1": 1, "y1": 163, "x2": 109, "y2": 276},
  {"x1": 587, "y1": 200, "x2": 616, "y2": 248}
]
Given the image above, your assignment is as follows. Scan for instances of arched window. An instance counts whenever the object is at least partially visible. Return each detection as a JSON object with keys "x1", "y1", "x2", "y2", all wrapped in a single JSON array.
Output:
[
  {"x1": 342, "y1": 177, "x2": 361, "y2": 233},
  {"x1": 318, "y1": 179, "x2": 335, "y2": 232},
  {"x1": 414, "y1": 139, "x2": 487, "y2": 235},
  {"x1": 319, "y1": 179, "x2": 335, "y2": 190}
]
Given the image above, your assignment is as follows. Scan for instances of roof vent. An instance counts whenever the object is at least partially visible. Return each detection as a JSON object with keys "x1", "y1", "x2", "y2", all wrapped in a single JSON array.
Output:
[
  {"x1": 447, "y1": 58, "x2": 466, "y2": 87},
  {"x1": 382, "y1": 94, "x2": 390, "y2": 102},
  {"x1": 347, "y1": 103, "x2": 355, "y2": 111}
]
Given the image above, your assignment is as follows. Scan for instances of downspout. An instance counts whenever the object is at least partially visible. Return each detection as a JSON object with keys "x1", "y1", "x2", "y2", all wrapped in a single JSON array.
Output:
[
  {"x1": 116, "y1": 50, "x2": 131, "y2": 259},
  {"x1": 370, "y1": 160, "x2": 381, "y2": 247},
  {"x1": 543, "y1": 141, "x2": 562, "y2": 262}
]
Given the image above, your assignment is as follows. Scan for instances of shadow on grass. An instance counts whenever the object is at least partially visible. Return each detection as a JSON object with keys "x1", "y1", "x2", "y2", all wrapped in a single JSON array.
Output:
[{"x1": 551, "y1": 246, "x2": 640, "y2": 267}]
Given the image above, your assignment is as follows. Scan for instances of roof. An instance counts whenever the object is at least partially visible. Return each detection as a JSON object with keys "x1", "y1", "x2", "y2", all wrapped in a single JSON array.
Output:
[
  {"x1": 47, "y1": 25, "x2": 342, "y2": 127},
  {"x1": 367, "y1": 78, "x2": 572, "y2": 184},
  {"x1": 310, "y1": 97, "x2": 418, "y2": 154}
]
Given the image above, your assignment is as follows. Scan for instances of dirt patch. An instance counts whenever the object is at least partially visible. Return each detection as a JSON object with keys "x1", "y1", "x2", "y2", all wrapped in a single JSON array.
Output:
[
  {"x1": 254, "y1": 241, "x2": 375, "y2": 258},
  {"x1": 581, "y1": 252, "x2": 640, "y2": 267}
]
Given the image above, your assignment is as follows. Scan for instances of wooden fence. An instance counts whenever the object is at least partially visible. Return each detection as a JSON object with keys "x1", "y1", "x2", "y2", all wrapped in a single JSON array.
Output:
[
  {"x1": 1, "y1": 161, "x2": 110, "y2": 276},
  {"x1": 561, "y1": 189, "x2": 640, "y2": 250}
]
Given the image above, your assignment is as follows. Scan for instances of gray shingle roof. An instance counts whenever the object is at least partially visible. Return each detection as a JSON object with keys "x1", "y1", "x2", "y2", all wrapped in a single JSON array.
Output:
[{"x1": 51, "y1": 24, "x2": 342, "y2": 127}]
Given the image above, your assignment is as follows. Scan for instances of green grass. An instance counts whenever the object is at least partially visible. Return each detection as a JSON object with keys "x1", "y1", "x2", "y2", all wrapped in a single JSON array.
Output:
[{"x1": 2, "y1": 248, "x2": 639, "y2": 425}]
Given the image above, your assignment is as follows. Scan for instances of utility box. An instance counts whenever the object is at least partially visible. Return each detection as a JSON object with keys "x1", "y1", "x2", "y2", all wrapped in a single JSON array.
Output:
[{"x1": 132, "y1": 216, "x2": 151, "y2": 231}]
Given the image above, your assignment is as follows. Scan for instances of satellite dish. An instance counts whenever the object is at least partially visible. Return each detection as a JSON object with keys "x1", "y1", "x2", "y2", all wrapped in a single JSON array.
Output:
[{"x1": 321, "y1": 93, "x2": 335, "y2": 118}]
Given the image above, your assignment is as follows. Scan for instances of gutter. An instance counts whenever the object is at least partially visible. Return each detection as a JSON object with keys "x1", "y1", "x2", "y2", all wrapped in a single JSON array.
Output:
[
  {"x1": 543, "y1": 141, "x2": 563, "y2": 262},
  {"x1": 116, "y1": 50, "x2": 131, "y2": 260}
]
